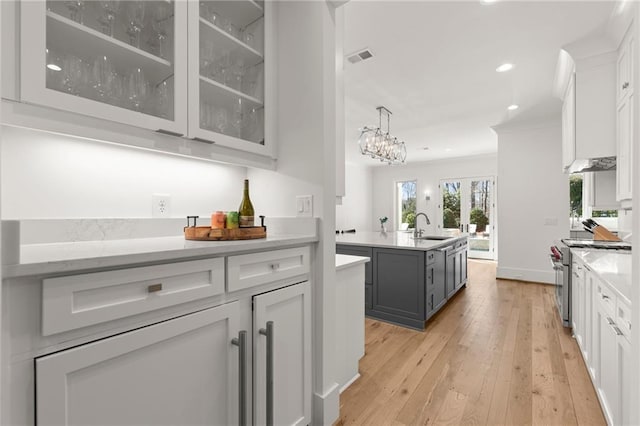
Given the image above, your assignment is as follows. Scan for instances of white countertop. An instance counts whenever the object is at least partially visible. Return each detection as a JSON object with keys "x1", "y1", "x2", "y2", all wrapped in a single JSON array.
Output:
[
  {"x1": 571, "y1": 249, "x2": 632, "y2": 303},
  {"x1": 335, "y1": 254, "x2": 370, "y2": 271},
  {"x1": 336, "y1": 231, "x2": 466, "y2": 251},
  {"x1": 4, "y1": 234, "x2": 318, "y2": 279}
]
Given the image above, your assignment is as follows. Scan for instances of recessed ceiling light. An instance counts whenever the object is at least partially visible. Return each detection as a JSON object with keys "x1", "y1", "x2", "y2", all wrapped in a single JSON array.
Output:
[
  {"x1": 496, "y1": 63, "x2": 513, "y2": 73},
  {"x1": 508, "y1": 104, "x2": 519, "y2": 111},
  {"x1": 47, "y1": 63, "x2": 62, "y2": 71},
  {"x1": 445, "y1": 148, "x2": 452, "y2": 152},
  {"x1": 481, "y1": 0, "x2": 499, "y2": 4}
]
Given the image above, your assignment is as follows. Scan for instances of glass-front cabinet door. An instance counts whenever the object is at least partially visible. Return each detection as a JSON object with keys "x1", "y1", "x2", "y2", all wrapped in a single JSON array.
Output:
[
  {"x1": 20, "y1": 1, "x2": 187, "y2": 135},
  {"x1": 187, "y1": 0, "x2": 271, "y2": 157}
]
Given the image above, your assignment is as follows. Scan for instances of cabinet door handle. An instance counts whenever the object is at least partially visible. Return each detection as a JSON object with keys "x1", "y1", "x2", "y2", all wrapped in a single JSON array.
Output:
[
  {"x1": 259, "y1": 321, "x2": 274, "y2": 426},
  {"x1": 607, "y1": 316, "x2": 616, "y2": 325},
  {"x1": 613, "y1": 325, "x2": 624, "y2": 336},
  {"x1": 231, "y1": 330, "x2": 247, "y2": 426},
  {"x1": 270, "y1": 263, "x2": 280, "y2": 271},
  {"x1": 156, "y1": 128, "x2": 184, "y2": 137},
  {"x1": 602, "y1": 294, "x2": 610, "y2": 300}
]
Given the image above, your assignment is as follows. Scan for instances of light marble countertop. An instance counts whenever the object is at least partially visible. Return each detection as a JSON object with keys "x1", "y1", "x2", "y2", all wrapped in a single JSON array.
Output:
[
  {"x1": 4, "y1": 234, "x2": 318, "y2": 279},
  {"x1": 336, "y1": 231, "x2": 467, "y2": 251},
  {"x1": 335, "y1": 254, "x2": 370, "y2": 271},
  {"x1": 571, "y1": 249, "x2": 632, "y2": 304}
]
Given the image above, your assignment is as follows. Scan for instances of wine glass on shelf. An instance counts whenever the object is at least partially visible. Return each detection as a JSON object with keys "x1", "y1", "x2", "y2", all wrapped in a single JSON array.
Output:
[
  {"x1": 155, "y1": 80, "x2": 170, "y2": 119},
  {"x1": 151, "y1": 2, "x2": 172, "y2": 59},
  {"x1": 128, "y1": 67, "x2": 147, "y2": 111},
  {"x1": 97, "y1": 1, "x2": 120, "y2": 37},
  {"x1": 213, "y1": 51, "x2": 231, "y2": 86},
  {"x1": 91, "y1": 55, "x2": 115, "y2": 101},
  {"x1": 199, "y1": 39, "x2": 215, "y2": 77},
  {"x1": 229, "y1": 58, "x2": 245, "y2": 92},
  {"x1": 65, "y1": 0, "x2": 85, "y2": 24},
  {"x1": 215, "y1": 107, "x2": 229, "y2": 135},
  {"x1": 125, "y1": 1, "x2": 145, "y2": 49},
  {"x1": 231, "y1": 98, "x2": 243, "y2": 138},
  {"x1": 61, "y1": 55, "x2": 84, "y2": 95}
]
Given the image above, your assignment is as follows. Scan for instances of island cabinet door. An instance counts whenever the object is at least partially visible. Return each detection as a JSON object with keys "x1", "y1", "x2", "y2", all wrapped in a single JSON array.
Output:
[
  {"x1": 372, "y1": 248, "x2": 425, "y2": 323},
  {"x1": 36, "y1": 302, "x2": 242, "y2": 426}
]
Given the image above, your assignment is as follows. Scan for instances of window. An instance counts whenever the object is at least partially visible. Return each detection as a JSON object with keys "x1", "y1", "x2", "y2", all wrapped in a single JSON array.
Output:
[
  {"x1": 570, "y1": 173, "x2": 617, "y2": 229},
  {"x1": 396, "y1": 180, "x2": 416, "y2": 230}
]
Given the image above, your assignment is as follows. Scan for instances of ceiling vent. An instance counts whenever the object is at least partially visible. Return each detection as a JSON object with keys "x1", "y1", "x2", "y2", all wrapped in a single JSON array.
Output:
[{"x1": 347, "y1": 48, "x2": 374, "y2": 64}]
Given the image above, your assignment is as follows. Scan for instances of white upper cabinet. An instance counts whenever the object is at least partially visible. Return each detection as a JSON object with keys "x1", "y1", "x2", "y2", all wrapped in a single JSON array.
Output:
[
  {"x1": 20, "y1": 1, "x2": 188, "y2": 135},
  {"x1": 616, "y1": 24, "x2": 634, "y2": 205},
  {"x1": 187, "y1": 0, "x2": 273, "y2": 157},
  {"x1": 562, "y1": 72, "x2": 576, "y2": 170}
]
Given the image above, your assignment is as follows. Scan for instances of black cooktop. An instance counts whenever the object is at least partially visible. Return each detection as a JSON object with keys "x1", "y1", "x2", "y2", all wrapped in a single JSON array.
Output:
[{"x1": 561, "y1": 239, "x2": 632, "y2": 250}]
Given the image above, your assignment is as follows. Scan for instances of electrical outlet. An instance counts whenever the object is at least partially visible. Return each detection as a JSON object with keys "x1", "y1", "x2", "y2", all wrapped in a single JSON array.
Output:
[
  {"x1": 296, "y1": 195, "x2": 313, "y2": 218},
  {"x1": 152, "y1": 193, "x2": 171, "y2": 218}
]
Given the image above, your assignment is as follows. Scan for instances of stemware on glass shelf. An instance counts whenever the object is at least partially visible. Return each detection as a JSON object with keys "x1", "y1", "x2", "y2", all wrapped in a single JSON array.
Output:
[
  {"x1": 128, "y1": 67, "x2": 148, "y2": 111},
  {"x1": 231, "y1": 98, "x2": 243, "y2": 138},
  {"x1": 91, "y1": 55, "x2": 115, "y2": 100},
  {"x1": 125, "y1": 1, "x2": 145, "y2": 49},
  {"x1": 64, "y1": 0, "x2": 85, "y2": 24},
  {"x1": 97, "y1": 0, "x2": 121, "y2": 37},
  {"x1": 150, "y1": 2, "x2": 172, "y2": 59}
]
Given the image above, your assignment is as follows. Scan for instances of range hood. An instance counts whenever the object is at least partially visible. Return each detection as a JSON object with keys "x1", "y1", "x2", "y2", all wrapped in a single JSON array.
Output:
[{"x1": 566, "y1": 156, "x2": 616, "y2": 174}]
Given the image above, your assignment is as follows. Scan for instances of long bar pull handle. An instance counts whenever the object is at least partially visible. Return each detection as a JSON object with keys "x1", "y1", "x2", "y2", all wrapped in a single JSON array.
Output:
[
  {"x1": 259, "y1": 321, "x2": 274, "y2": 426},
  {"x1": 231, "y1": 330, "x2": 247, "y2": 426}
]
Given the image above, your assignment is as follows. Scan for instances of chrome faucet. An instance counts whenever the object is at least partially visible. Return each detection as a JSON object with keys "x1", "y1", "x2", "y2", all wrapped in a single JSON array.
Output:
[{"x1": 413, "y1": 212, "x2": 431, "y2": 238}]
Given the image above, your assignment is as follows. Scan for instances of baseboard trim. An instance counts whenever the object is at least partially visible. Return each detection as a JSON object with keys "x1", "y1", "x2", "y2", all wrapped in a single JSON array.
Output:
[
  {"x1": 313, "y1": 382, "x2": 340, "y2": 425},
  {"x1": 496, "y1": 267, "x2": 555, "y2": 284},
  {"x1": 339, "y1": 373, "x2": 361, "y2": 394}
]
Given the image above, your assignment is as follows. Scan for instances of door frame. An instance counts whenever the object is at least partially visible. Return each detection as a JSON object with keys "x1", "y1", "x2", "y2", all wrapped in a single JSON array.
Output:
[{"x1": 438, "y1": 176, "x2": 496, "y2": 260}]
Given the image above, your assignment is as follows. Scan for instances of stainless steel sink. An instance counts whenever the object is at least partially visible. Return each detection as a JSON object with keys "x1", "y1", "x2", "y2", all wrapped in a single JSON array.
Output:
[{"x1": 413, "y1": 235, "x2": 452, "y2": 240}]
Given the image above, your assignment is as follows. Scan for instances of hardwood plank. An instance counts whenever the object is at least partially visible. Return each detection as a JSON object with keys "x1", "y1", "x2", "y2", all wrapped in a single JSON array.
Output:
[{"x1": 335, "y1": 260, "x2": 606, "y2": 426}]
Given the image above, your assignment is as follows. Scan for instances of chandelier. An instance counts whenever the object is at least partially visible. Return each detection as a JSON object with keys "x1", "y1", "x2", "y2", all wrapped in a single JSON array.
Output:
[{"x1": 358, "y1": 106, "x2": 407, "y2": 165}]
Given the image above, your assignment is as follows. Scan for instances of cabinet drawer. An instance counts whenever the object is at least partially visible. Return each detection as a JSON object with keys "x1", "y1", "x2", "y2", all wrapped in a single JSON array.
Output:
[
  {"x1": 42, "y1": 258, "x2": 225, "y2": 336},
  {"x1": 617, "y1": 298, "x2": 632, "y2": 341},
  {"x1": 227, "y1": 246, "x2": 310, "y2": 292},
  {"x1": 596, "y1": 279, "x2": 616, "y2": 318}
]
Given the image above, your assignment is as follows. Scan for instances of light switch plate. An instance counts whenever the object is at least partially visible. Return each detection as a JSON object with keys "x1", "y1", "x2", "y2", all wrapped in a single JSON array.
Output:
[{"x1": 296, "y1": 195, "x2": 313, "y2": 218}]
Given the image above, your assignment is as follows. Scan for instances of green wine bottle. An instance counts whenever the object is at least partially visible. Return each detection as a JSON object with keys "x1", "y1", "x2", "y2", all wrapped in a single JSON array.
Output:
[{"x1": 238, "y1": 179, "x2": 255, "y2": 227}]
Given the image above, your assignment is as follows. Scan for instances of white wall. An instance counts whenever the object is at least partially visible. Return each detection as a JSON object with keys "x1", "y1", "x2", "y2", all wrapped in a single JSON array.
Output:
[
  {"x1": 371, "y1": 154, "x2": 498, "y2": 233},
  {"x1": 1, "y1": 126, "x2": 247, "y2": 219},
  {"x1": 335, "y1": 162, "x2": 372, "y2": 231},
  {"x1": 494, "y1": 120, "x2": 567, "y2": 284}
]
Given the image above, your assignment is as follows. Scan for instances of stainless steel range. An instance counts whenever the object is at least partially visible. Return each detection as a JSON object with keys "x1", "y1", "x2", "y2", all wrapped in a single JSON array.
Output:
[{"x1": 550, "y1": 239, "x2": 632, "y2": 328}]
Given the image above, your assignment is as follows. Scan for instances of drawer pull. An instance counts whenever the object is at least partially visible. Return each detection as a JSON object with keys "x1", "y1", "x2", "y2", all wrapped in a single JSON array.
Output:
[
  {"x1": 613, "y1": 325, "x2": 624, "y2": 336},
  {"x1": 602, "y1": 294, "x2": 610, "y2": 300},
  {"x1": 270, "y1": 263, "x2": 280, "y2": 271},
  {"x1": 607, "y1": 316, "x2": 616, "y2": 325},
  {"x1": 147, "y1": 283, "x2": 163, "y2": 293}
]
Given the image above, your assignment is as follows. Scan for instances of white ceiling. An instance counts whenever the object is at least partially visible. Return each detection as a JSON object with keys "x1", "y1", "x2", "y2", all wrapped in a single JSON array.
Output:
[{"x1": 343, "y1": 0, "x2": 616, "y2": 166}]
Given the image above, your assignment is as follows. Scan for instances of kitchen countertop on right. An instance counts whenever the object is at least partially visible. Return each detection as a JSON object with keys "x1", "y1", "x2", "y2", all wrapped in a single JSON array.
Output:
[{"x1": 571, "y1": 249, "x2": 631, "y2": 303}]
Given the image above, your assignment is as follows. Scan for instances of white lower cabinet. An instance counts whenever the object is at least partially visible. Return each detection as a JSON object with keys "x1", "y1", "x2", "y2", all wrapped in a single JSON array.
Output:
[
  {"x1": 26, "y1": 247, "x2": 313, "y2": 426},
  {"x1": 579, "y1": 268, "x2": 632, "y2": 426},
  {"x1": 253, "y1": 281, "x2": 312, "y2": 426},
  {"x1": 36, "y1": 301, "x2": 242, "y2": 425}
]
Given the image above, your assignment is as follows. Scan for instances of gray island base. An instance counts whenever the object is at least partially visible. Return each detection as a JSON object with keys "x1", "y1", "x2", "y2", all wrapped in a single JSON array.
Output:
[{"x1": 336, "y1": 231, "x2": 468, "y2": 330}]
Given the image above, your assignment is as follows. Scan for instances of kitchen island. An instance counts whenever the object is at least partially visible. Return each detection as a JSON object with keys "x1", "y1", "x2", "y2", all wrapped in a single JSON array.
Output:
[{"x1": 336, "y1": 231, "x2": 468, "y2": 329}]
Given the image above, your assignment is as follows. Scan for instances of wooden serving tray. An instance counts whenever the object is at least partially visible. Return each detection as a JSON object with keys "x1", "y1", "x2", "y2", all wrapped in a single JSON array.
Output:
[{"x1": 184, "y1": 226, "x2": 267, "y2": 241}]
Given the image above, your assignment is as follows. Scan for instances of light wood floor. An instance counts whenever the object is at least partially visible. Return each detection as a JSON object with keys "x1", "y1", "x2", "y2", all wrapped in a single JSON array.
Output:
[{"x1": 335, "y1": 260, "x2": 606, "y2": 426}]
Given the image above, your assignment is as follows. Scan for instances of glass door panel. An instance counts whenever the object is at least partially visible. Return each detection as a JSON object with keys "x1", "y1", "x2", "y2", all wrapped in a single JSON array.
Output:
[
  {"x1": 190, "y1": 0, "x2": 268, "y2": 154},
  {"x1": 468, "y1": 179, "x2": 493, "y2": 259},
  {"x1": 441, "y1": 181, "x2": 462, "y2": 234},
  {"x1": 440, "y1": 177, "x2": 495, "y2": 260},
  {"x1": 45, "y1": 1, "x2": 177, "y2": 120}
]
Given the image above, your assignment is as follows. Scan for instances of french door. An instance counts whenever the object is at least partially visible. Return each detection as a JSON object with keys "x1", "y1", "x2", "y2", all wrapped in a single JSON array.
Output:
[{"x1": 440, "y1": 176, "x2": 495, "y2": 260}]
